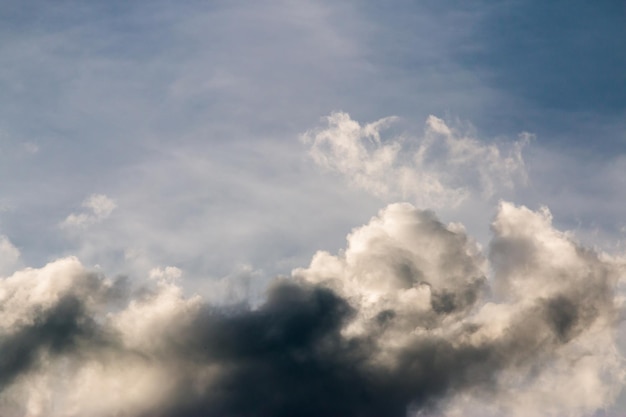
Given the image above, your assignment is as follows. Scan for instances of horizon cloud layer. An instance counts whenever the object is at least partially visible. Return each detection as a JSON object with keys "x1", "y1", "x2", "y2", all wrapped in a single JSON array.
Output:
[{"x1": 0, "y1": 201, "x2": 623, "y2": 417}]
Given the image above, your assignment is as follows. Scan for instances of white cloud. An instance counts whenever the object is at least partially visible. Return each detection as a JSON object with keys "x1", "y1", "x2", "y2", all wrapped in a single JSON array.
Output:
[
  {"x1": 294, "y1": 202, "x2": 487, "y2": 341},
  {"x1": 83, "y1": 194, "x2": 116, "y2": 219},
  {"x1": 61, "y1": 194, "x2": 116, "y2": 228},
  {"x1": 303, "y1": 112, "x2": 529, "y2": 209},
  {"x1": 149, "y1": 265, "x2": 183, "y2": 282},
  {"x1": 296, "y1": 201, "x2": 624, "y2": 417}
]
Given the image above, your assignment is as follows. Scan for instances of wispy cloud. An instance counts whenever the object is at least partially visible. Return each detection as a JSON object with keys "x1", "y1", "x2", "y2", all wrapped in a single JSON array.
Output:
[
  {"x1": 304, "y1": 112, "x2": 529, "y2": 208},
  {"x1": 61, "y1": 194, "x2": 116, "y2": 228},
  {"x1": 0, "y1": 235, "x2": 20, "y2": 276}
]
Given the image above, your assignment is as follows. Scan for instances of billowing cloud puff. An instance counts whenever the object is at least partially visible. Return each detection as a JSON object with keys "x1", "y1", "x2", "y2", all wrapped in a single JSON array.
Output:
[
  {"x1": 0, "y1": 202, "x2": 623, "y2": 417},
  {"x1": 302, "y1": 112, "x2": 530, "y2": 208},
  {"x1": 294, "y1": 203, "x2": 488, "y2": 342},
  {"x1": 296, "y1": 202, "x2": 623, "y2": 416}
]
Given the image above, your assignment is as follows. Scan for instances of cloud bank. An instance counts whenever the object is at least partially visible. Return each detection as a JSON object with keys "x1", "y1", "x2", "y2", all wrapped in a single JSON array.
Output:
[
  {"x1": 0, "y1": 202, "x2": 622, "y2": 417},
  {"x1": 303, "y1": 112, "x2": 530, "y2": 208}
]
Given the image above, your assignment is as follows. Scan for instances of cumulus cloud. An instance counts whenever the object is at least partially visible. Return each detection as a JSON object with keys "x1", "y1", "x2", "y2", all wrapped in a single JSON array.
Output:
[
  {"x1": 0, "y1": 202, "x2": 623, "y2": 417},
  {"x1": 61, "y1": 194, "x2": 117, "y2": 228},
  {"x1": 303, "y1": 112, "x2": 530, "y2": 208}
]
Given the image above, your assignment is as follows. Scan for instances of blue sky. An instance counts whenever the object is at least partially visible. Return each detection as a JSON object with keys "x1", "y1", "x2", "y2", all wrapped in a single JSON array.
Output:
[
  {"x1": 0, "y1": 2, "x2": 625, "y2": 415},
  {"x1": 1, "y1": 0, "x2": 623, "y2": 277}
]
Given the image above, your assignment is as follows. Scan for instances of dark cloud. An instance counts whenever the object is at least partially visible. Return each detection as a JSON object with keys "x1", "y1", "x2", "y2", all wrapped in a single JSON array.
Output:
[
  {"x1": 151, "y1": 282, "x2": 501, "y2": 417},
  {"x1": 0, "y1": 295, "x2": 89, "y2": 388}
]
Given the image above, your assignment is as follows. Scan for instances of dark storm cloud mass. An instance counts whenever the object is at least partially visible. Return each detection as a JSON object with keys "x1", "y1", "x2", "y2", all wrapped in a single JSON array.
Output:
[
  {"x1": 0, "y1": 202, "x2": 622, "y2": 417},
  {"x1": 0, "y1": 282, "x2": 600, "y2": 417},
  {"x1": 152, "y1": 283, "x2": 510, "y2": 417},
  {"x1": 0, "y1": 295, "x2": 90, "y2": 389}
]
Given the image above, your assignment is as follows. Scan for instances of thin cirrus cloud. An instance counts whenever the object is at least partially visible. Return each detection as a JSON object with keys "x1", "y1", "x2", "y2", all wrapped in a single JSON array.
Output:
[{"x1": 0, "y1": 202, "x2": 623, "y2": 417}]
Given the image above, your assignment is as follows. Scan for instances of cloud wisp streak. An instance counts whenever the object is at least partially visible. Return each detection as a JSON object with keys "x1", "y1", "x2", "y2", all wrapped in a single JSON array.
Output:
[{"x1": 0, "y1": 202, "x2": 622, "y2": 417}]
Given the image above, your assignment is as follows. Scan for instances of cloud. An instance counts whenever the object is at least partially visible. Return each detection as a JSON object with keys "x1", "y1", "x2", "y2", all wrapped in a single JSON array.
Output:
[
  {"x1": 61, "y1": 194, "x2": 116, "y2": 228},
  {"x1": 0, "y1": 202, "x2": 622, "y2": 417},
  {"x1": 1, "y1": 0, "x2": 622, "y2": 300},
  {"x1": 22, "y1": 142, "x2": 39, "y2": 154},
  {"x1": 0, "y1": 235, "x2": 20, "y2": 276},
  {"x1": 303, "y1": 112, "x2": 530, "y2": 209}
]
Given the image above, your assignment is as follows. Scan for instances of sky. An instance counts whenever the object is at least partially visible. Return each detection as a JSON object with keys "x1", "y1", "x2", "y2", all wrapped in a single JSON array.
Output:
[{"x1": 0, "y1": 1, "x2": 625, "y2": 416}]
